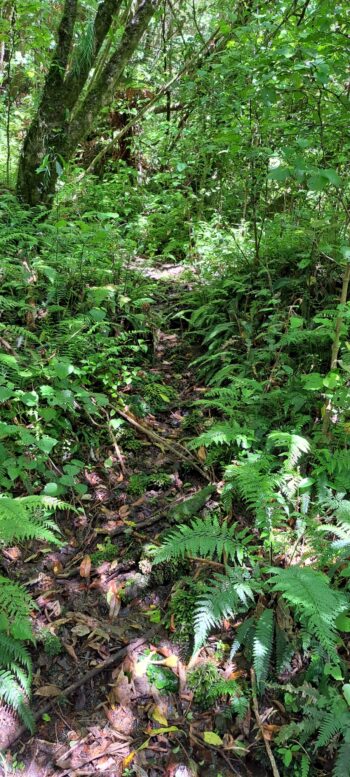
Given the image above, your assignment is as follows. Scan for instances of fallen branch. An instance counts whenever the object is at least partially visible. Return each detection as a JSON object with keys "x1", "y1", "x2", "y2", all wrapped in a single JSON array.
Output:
[
  {"x1": 250, "y1": 669, "x2": 281, "y2": 777},
  {"x1": 9, "y1": 635, "x2": 150, "y2": 748},
  {"x1": 114, "y1": 406, "x2": 211, "y2": 481}
]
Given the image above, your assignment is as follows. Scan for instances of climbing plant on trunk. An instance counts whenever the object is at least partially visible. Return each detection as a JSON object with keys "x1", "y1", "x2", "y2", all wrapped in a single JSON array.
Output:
[{"x1": 16, "y1": 0, "x2": 159, "y2": 208}]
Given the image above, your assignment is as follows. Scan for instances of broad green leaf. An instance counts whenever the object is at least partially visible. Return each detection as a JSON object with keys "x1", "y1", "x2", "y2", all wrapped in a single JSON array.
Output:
[
  {"x1": 203, "y1": 731, "x2": 223, "y2": 746},
  {"x1": 335, "y1": 614, "x2": 350, "y2": 632},
  {"x1": 302, "y1": 373, "x2": 323, "y2": 390},
  {"x1": 343, "y1": 684, "x2": 350, "y2": 706}
]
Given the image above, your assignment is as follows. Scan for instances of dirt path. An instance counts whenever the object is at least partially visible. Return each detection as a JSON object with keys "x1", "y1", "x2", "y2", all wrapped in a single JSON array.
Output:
[{"x1": 2, "y1": 269, "x2": 267, "y2": 777}]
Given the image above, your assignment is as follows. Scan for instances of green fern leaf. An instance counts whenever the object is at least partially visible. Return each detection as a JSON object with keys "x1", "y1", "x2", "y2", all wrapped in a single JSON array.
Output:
[
  {"x1": 267, "y1": 432, "x2": 310, "y2": 469},
  {"x1": 271, "y1": 567, "x2": 347, "y2": 660},
  {"x1": 253, "y1": 609, "x2": 274, "y2": 690},
  {"x1": 154, "y1": 515, "x2": 252, "y2": 565},
  {"x1": 333, "y1": 742, "x2": 350, "y2": 777}
]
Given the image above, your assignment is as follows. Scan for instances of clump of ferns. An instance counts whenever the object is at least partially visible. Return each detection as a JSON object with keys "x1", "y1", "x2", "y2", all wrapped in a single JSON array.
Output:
[
  {"x1": 153, "y1": 432, "x2": 350, "y2": 691},
  {"x1": 0, "y1": 494, "x2": 70, "y2": 729}
]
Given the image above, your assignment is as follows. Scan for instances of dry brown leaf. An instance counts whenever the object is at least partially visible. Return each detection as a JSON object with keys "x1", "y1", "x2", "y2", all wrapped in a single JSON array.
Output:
[
  {"x1": 80, "y1": 555, "x2": 92, "y2": 578},
  {"x1": 71, "y1": 623, "x2": 91, "y2": 637},
  {"x1": 197, "y1": 446, "x2": 206, "y2": 462},
  {"x1": 63, "y1": 642, "x2": 79, "y2": 662},
  {"x1": 108, "y1": 669, "x2": 133, "y2": 706},
  {"x1": 3, "y1": 547, "x2": 21, "y2": 561},
  {"x1": 35, "y1": 684, "x2": 62, "y2": 697},
  {"x1": 108, "y1": 592, "x2": 121, "y2": 620},
  {"x1": 52, "y1": 560, "x2": 64, "y2": 575},
  {"x1": 262, "y1": 723, "x2": 280, "y2": 741},
  {"x1": 119, "y1": 505, "x2": 130, "y2": 519}
]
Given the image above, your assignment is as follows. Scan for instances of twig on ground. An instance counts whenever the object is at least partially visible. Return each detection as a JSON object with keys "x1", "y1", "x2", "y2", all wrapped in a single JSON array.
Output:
[
  {"x1": 114, "y1": 406, "x2": 211, "y2": 481},
  {"x1": 8, "y1": 635, "x2": 151, "y2": 748},
  {"x1": 250, "y1": 668, "x2": 281, "y2": 777}
]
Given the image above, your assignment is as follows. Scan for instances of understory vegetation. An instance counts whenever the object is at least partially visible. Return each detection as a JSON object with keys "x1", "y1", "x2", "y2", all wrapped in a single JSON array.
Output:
[{"x1": 1, "y1": 0, "x2": 350, "y2": 775}]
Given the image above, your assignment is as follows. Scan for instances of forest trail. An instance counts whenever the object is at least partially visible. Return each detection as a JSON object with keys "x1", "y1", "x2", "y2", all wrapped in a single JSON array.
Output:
[{"x1": 2, "y1": 265, "x2": 265, "y2": 777}]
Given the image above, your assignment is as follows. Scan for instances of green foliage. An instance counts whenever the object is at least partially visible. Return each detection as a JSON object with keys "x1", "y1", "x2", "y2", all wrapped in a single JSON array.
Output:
[
  {"x1": 154, "y1": 515, "x2": 253, "y2": 565},
  {"x1": 193, "y1": 568, "x2": 255, "y2": 654},
  {"x1": 253, "y1": 609, "x2": 274, "y2": 691},
  {"x1": 91, "y1": 539, "x2": 118, "y2": 566},
  {"x1": 0, "y1": 494, "x2": 61, "y2": 728},
  {"x1": 41, "y1": 630, "x2": 62, "y2": 657},
  {"x1": 270, "y1": 567, "x2": 347, "y2": 661},
  {"x1": 188, "y1": 663, "x2": 248, "y2": 717}
]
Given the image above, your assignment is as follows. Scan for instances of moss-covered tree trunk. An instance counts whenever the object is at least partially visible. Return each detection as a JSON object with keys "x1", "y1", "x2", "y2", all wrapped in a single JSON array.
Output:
[{"x1": 16, "y1": 0, "x2": 158, "y2": 208}]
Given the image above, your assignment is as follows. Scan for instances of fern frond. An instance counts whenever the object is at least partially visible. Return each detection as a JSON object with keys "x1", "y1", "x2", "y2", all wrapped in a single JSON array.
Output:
[
  {"x1": 0, "y1": 633, "x2": 32, "y2": 673},
  {"x1": 267, "y1": 431, "x2": 310, "y2": 470},
  {"x1": 193, "y1": 582, "x2": 239, "y2": 653},
  {"x1": 0, "y1": 494, "x2": 69, "y2": 544},
  {"x1": 333, "y1": 742, "x2": 350, "y2": 777},
  {"x1": 226, "y1": 458, "x2": 283, "y2": 530},
  {"x1": 0, "y1": 670, "x2": 34, "y2": 732},
  {"x1": 253, "y1": 608, "x2": 274, "y2": 690},
  {"x1": 270, "y1": 567, "x2": 347, "y2": 659},
  {"x1": 192, "y1": 569, "x2": 255, "y2": 653},
  {"x1": 154, "y1": 516, "x2": 253, "y2": 565},
  {"x1": 0, "y1": 578, "x2": 33, "y2": 633},
  {"x1": 188, "y1": 422, "x2": 241, "y2": 449},
  {"x1": 316, "y1": 709, "x2": 348, "y2": 748}
]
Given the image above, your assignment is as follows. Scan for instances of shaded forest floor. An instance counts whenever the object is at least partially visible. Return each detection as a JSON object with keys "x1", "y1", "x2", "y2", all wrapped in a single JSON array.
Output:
[{"x1": 1, "y1": 264, "x2": 268, "y2": 777}]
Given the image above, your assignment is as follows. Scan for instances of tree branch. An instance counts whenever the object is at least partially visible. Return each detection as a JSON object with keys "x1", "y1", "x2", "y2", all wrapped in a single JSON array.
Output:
[
  {"x1": 66, "y1": 0, "x2": 159, "y2": 155},
  {"x1": 83, "y1": 26, "x2": 222, "y2": 175},
  {"x1": 64, "y1": 0, "x2": 124, "y2": 111},
  {"x1": 46, "y1": 0, "x2": 78, "y2": 92}
]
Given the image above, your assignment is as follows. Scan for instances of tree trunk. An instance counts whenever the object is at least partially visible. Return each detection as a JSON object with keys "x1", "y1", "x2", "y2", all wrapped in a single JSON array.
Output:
[{"x1": 16, "y1": 0, "x2": 158, "y2": 208}]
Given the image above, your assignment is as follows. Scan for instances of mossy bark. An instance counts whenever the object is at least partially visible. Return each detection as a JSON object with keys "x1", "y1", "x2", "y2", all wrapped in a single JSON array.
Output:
[{"x1": 16, "y1": 0, "x2": 158, "y2": 208}]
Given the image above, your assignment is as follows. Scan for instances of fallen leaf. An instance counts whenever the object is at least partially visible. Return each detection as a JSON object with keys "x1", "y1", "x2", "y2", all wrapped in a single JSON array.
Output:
[
  {"x1": 3, "y1": 547, "x2": 21, "y2": 561},
  {"x1": 35, "y1": 684, "x2": 62, "y2": 697},
  {"x1": 151, "y1": 704, "x2": 168, "y2": 726},
  {"x1": 80, "y1": 555, "x2": 91, "y2": 578},
  {"x1": 122, "y1": 751, "x2": 136, "y2": 768},
  {"x1": 107, "y1": 591, "x2": 121, "y2": 619},
  {"x1": 160, "y1": 655, "x2": 178, "y2": 669},
  {"x1": 109, "y1": 669, "x2": 133, "y2": 706},
  {"x1": 63, "y1": 642, "x2": 79, "y2": 662},
  {"x1": 228, "y1": 670, "x2": 245, "y2": 680},
  {"x1": 262, "y1": 723, "x2": 280, "y2": 741},
  {"x1": 203, "y1": 731, "x2": 223, "y2": 746},
  {"x1": 71, "y1": 623, "x2": 91, "y2": 637},
  {"x1": 119, "y1": 505, "x2": 130, "y2": 519},
  {"x1": 146, "y1": 726, "x2": 179, "y2": 737},
  {"x1": 52, "y1": 560, "x2": 64, "y2": 575},
  {"x1": 197, "y1": 446, "x2": 206, "y2": 462}
]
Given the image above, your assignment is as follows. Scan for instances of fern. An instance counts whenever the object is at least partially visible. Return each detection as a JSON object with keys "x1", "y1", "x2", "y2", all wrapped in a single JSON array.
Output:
[
  {"x1": 188, "y1": 421, "x2": 242, "y2": 449},
  {"x1": 192, "y1": 569, "x2": 255, "y2": 653},
  {"x1": 270, "y1": 567, "x2": 347, "y2": 660},
  {"x1": 225, "y1": 457, "x2": 283, "y2": 531},
  {"x1": 267, "y1": 431, "x2": 310, "y2": 470},
  {"x1": 333, "y1": 742, "x2": 350, "y2": 777},
  {"x1": 0, "y1": 494, "x2": 71, "y2": 544},
  {"x1": 316, "y1": 706, "x2": 349, "y2": 748},
  {"x1": 0, "y1": 632, "x2": 34, "y2": 731},
  {"x1": 253, "y1": 608, "x2": 274, "y2": 690},
  {"x1": 153, "y1": 515, "x2": 253, "y2": 565},
  {"x1": 0, "y1": 494, "x2": 68, "y2": 729}
]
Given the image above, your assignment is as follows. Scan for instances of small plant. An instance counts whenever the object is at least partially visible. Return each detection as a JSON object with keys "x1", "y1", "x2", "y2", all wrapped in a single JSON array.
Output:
[
  {"x1": 40, "y1": 629, "x2": 63, "y2": 657},
  {"x1": 188, "y1": 662, "x2": 247, "y2": 716},
  {"x1": 91, "y1": 538, "x2": 118, "y2": 565},
  {"x1": 0, "y1": 494, "x2": 65, "y2": 730}
]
